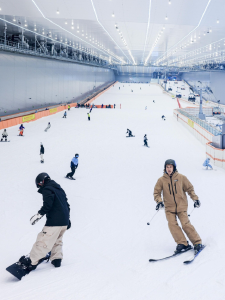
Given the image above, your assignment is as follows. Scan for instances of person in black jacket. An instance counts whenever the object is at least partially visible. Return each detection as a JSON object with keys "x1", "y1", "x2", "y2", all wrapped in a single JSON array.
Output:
[
  {"x1": 40, "y1": 142, "x2": 44, "y2": 163},
  {"x1": 19, "y1": 173, "x2": 71, "y2": 272}
]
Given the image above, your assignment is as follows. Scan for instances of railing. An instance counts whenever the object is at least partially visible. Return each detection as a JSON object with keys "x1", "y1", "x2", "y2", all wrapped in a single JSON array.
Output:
[
  {"x1": 0, "y1": 37, "x2": 117, "y2": 70},
  {"x1": 177, "y1": 108, "x2": 222, "y2": 136}
]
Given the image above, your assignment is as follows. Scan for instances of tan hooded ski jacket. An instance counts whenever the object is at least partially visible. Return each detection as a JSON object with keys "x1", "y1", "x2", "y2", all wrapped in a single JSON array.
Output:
[{"x1": 153, "y1": 171, "x2": 199, "y2": 213}]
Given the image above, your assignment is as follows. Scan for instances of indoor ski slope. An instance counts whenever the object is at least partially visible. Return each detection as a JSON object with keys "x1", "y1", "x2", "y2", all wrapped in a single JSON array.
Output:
[{"x1": 1, "y1": 83, "x2": 225, "y2": 300}]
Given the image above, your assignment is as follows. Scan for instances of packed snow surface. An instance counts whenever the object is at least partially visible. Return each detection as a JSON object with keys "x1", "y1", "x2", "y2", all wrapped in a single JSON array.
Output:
[{"x1": 1, "y1": 83, "x2": 225, "y2": 300}]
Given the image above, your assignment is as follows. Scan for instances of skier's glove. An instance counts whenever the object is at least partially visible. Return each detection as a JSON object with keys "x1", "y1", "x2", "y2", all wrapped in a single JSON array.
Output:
[
  {"x1": 67, "y1": 220, "x2": 71, "y2": 230},
  {"x1": 156, "y1": 202, "x2": 164, "y2": 211},
  {"x1": 194, "y1": 200, "x2": 201, "y2": 208},
  {"x1": 30, "y1": 213, "x2": 43, "y2": 225}
]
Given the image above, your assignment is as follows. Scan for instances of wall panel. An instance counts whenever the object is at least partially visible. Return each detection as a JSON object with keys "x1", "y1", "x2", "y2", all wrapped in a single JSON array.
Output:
[{"x1": 0, "y1": 52, "x2": 115, "y2": 116}]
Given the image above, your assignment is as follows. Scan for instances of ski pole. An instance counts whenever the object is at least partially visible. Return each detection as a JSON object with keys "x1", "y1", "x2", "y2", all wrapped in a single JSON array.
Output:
[
  {"x1": 147, "y1": 210, "x2": 160, "y2": 225},
  {"x1": 188, "y1": 207, "x2": 195, "y2": 217}
]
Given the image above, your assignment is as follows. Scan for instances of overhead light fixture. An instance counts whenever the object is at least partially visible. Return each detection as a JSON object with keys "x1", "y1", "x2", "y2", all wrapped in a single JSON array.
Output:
[
  {"x1": 77, "y1": 30, "x2": 79, "y2": 33},
  {"x1": 13, "y1": 18, "x2": 16, "y2": 22},
  {"x1": 25, "y1": 23, "x2": 27, "y2": 27},
  {"x1": 217, "y1": 19, "x2": 219, "y2": 24},
  {"x1": 65, "y1": 21, "x2": 67, "y2": 24},
  {"x1": 112, "y1": 12, "x2": 115, "y2": 17},
  {"x1": 71, "y1": 26, "x2": 74, "y2": 29},
  {"x1": 56, "y1": 9, "x2": 59, "y2": 14},
  {"x1": 0, "y1": 7, "x2": 1, "y2": 11},
  {"x1": 165, "y1": 15, "x2": 168, "y2": 20},
  {"x1": 34, "y1": 28, "x2": 37, "y2": 31},
  {"x1": 169, "y1": 0, "x2": 171, "y2": 4}
]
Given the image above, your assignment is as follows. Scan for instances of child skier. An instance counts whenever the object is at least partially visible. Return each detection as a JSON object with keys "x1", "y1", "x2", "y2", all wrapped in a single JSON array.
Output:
[
  {"x1": 162, "y1": 115, "x2": 166, "y2": 121},
  {"x1": 203, "y1": 158, "x2": 213, "y2": 170},
  {"x1": 68, "y1": 105, "x2": 71, "y2": 111},
  {"x1": 144, "y1": 134, "x2": 148, "y2": 147},
  {"x1": 66, "y1": 154, "x2": 79, "y2": 180},
  {"x1": 1, "y1": 129, "x2": 8, "y2": 141},
  {"x1": 45, "y1": 122, "x2": 51, "y2": 132},
  {"x1": 63, "y1": 111, "x2": 67, "y2": 118},
  {"x1": 40, "y1": 143, "x2": 44, "y2": 163},
  {"x1": 17, "y1": 173, "x2": 71, "y2": 274},
  {"x1": 19, "y1": 124, "x2": 25, "y2": 136},
  {"x1": 153, "y1": 159, "x2": 203, "y2": 253}
]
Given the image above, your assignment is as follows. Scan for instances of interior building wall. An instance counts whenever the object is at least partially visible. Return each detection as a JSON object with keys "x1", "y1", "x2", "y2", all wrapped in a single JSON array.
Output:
[
  {"x1": 116, "y1": 75, "x2": 152, "y2": 83},
  {"x1": 180, "y1": 71, "x2": 225, "y2": 104},
  {"x1": 0, "y1": 52, "x2": 115, "y2": 116}
]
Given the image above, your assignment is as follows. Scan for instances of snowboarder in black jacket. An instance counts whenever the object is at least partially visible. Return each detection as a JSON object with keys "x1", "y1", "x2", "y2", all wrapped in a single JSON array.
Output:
[{"x1": 19, "y1": 173, "x2": 71, "y2": 272}]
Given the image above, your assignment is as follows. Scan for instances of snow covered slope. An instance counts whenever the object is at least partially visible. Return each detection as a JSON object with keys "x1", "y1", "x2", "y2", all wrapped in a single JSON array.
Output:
[{"x1": 1, "y1": 83, "x2": 224, "y2": 300}]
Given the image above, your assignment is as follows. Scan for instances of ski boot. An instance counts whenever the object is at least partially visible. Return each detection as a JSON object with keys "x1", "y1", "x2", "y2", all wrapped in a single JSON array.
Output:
[
  {"x1": 194, "y1": 244, "x2": 204, "y2": 253},
  {"x1": 51, "y1": 259, "x2": 62, "y2": 268},
  {"x1": 175, "y1": 242, "x2": 192, "y2": 254}
]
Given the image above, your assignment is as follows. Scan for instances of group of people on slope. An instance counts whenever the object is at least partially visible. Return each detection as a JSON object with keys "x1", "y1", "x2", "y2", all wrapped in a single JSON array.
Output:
[
  {"x1": 126, "y1": 129, "x2": 149, "y2": 147},
  {"x1": 16, "y1": 158, "x2": 203, "y2": 277}
]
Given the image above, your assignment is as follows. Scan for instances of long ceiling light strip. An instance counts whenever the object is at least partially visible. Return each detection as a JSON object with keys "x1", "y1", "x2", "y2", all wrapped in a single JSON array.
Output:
[
  {"x1": 90, "y1": 0, "x2": 132, "y2": 64},
  {"x1": 141, "y1": 0, "x2": 152, "y2": 63},
  {"x1": 168, "y1": 37, "x2": 225, "y2": 65},
  {"x1": 31, "y1": 0, "x2": 121, "y2": 63},
  {"x1": 156, "y1": 0, "x2": 211, "y2": 65}
]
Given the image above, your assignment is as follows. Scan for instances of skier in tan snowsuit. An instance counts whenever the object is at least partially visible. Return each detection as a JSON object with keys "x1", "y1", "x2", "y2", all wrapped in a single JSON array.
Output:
[{"x1": 153, "y1": 159, "x2": 203, "y2": 253}]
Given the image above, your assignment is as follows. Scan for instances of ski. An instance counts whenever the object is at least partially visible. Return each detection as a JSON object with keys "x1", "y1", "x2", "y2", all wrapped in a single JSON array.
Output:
[
  {"x1": 0, "y1": 141, "x2": 10, "y2": 142},
  {"x1": 183, "y1": 245, "x2": 206, "y2": 264},
  {"x1": 149, "y1": 246, "x2": 192, "y2": 262},
  {"x1": 126, "y1": 136, "x2": 135, "y2": 138}
]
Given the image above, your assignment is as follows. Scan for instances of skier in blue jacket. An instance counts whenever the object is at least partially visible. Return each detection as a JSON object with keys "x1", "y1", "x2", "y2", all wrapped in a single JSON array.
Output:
[
  {"x1": 66, "y1": 154, "x2": 79, "y2": 180},
  {"x1": 203, "y1": 158, "x2": 213, "y2": 170}
]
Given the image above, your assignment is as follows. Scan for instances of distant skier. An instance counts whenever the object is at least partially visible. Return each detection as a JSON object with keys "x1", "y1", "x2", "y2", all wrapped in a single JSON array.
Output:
[
  {"x1": 119, "y1": 87, "x2": 120, "y2": 90},
  {"x1": 63, "y1": 111, "x2": 67, "y2": 118},
  {"x1": 40, "y1": 142, "x2": 44, "y2": 163},
  {"x1": 19, "y1": 124, "x2": 25, "y2": 136},
  {"x1": 45, "y1": 122, "x2": 51, "y2": 132},
  {"x1": 68, "y1": 105, "x2": 71, "y2": 111},
  {"x1": 162, "y1": 115, "x2": 166, "y2": 121},
  {"x1": 90, "y1": 107, "x2": 93, "y2": 113},
  {"x1": 66, "y1": 154, "x2": 79, "y2": 180},
  {"x1": 154, "y1": 159, "x2": 203, "y2": 253},
  {"x1": 87, "y1": 113, "x2": 90, "y2": 121},
  {"x1": 140, "y1": 87, "x2": 141, "y2": 90},
  {"x1": 114, "y1": 104, "x2": 116, "y2": 109},
  {"x1": 203, "y1": 158, "x2": 213, "y2": 170},
  {"x1": 153, "y1": 100, "x2": 155, "y2": 103},
  {"x1": 145, "y1": 106, "x2": 147, "y2": 110},
  {"x1": 1, "y1": 129, "x2": 8, "y2": 142},
  {"x1": 101, "y1": 104, "x2": 103, "y2": 108},
  {"x1": 144, "y1": 134, "x2": 149, "y2": 147},
  {"x1": 126, "y1": 129, "x2": 134, "y2": 137},
  {"x1": 17, "y1": 173, "x2": 71, "y2": 274}
]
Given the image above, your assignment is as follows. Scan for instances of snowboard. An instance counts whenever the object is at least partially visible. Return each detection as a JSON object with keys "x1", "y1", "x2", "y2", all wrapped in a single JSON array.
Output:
[
  {"x1": 65, "y1": 176, "x2": 76, "y2": 180},
  {"x1": 6, "y1": 252, "x2": 51, "y2": 280},
  {"x1": 18, "y1": 135, "x2": 25, "y2": 137}
]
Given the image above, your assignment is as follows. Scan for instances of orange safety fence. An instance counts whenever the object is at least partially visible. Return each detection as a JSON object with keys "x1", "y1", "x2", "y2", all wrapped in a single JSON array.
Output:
[{"x1": 85, "y1": 81, "x2": 117, "y2": 105}]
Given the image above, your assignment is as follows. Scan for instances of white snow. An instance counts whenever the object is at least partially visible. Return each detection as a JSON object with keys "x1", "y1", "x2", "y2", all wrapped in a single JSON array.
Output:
[{"x1": 1, "y1": 83, "x2": 225, "y2": 300}]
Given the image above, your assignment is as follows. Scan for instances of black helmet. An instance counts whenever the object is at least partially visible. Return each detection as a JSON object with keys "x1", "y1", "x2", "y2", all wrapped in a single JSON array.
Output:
[
  {"x1": 75, "y1": 153, "x2": 79, "y2": 158},
  {"x1": 164, "y1": 159, "x2": 176, "y2": 172},
  {"x1": 35, "y1": 173, "x2": 50, "y2": 188}
]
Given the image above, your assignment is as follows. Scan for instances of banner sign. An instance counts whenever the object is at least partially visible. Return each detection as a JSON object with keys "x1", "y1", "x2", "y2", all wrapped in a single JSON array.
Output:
[
  {"x1": 22, "y1": 114, "x2": 35, "y2": 122},
  {"x1": 50, "y1": 108, "x2": 57, "y2": 114},
  {"x1": 188, "y1": 119, "x2": 194, "y2": 128}
]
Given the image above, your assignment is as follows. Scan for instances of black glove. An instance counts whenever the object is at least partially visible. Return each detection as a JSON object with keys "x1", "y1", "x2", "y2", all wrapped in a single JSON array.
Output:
[
  {"x1": 156, "y1": 202, "x2": 164, "y2": 211},
  {"x1": 194, "y1": 200, "x2": 201, "y2": 208},
  {"x1": 67, "y1": 220, "x2": 71, "y2": 230}
]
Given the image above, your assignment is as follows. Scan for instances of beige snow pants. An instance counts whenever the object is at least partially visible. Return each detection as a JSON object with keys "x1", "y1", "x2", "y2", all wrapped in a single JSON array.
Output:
[
  {"x1": 165, "y1": 211, "x2": 202, "y2": 246},
  {"x1": 30, "y1": 226, "x2": 67, "y2": 265},
  {"x1": 40, "y1": 154, "x2": 44, "y2": 161}
]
